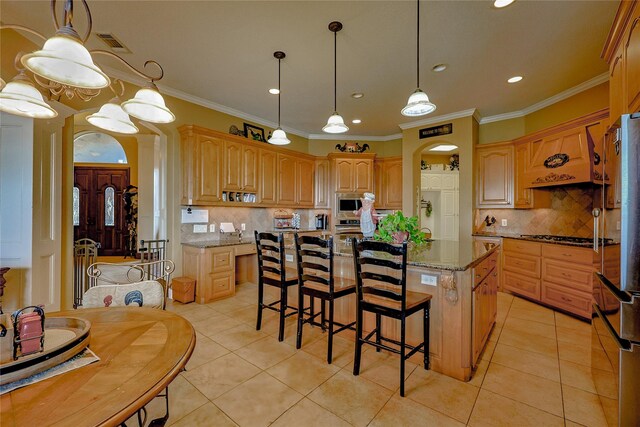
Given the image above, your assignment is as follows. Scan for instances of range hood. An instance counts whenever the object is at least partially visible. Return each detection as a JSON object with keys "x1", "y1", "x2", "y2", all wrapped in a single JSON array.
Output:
[{"x1": 521, "y1": 109, "x2": 608, "y2": 188}]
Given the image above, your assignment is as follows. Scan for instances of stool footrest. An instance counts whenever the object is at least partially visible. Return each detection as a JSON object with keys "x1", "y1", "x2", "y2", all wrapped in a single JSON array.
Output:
[{"x1": 360, "y1": 329, "x2": 425, "y2": 359}]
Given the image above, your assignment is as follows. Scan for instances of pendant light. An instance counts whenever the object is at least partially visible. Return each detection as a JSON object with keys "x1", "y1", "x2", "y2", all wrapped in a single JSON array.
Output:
[
  {"x1": 268, "y1": 51, "x2": 290, "y2": 145},
  {"x1": 401, "y1": 0, "x2": 436, "y2": 117},
  {"x1": 87, "y1": 98, "x2": 138, "y2": 134},
  {"x1": 21, "y1": 0, "x2": 110, "y2": 89},
  {"x1": 121, "y1": 81, "x2": 175, "y2": 124},
  {"x1": 323, "y1": 21, "x2": 348, "y2": 134},
  {"x1": 0, "y1": 71, "x2": 58, "y2": 119}
]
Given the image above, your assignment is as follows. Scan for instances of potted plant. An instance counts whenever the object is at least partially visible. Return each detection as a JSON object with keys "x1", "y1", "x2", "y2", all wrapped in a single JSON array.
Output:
[{"x1": 374, "y1": 211, "x2": 426, "y2": 244}]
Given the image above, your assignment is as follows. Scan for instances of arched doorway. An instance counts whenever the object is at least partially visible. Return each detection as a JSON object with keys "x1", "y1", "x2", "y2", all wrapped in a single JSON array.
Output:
[{"x1": 73, "y1": 132, "x2": 132, "y2": 256}]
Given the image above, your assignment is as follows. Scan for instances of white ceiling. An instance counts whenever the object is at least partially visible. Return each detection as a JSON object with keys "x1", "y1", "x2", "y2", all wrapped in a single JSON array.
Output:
[{"x1": 1, "y1": 1, "x2": 618, "y2": 138}]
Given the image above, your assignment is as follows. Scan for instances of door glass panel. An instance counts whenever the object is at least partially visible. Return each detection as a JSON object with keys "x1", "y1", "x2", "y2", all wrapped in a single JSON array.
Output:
[
  {"x1": 105, "y1": 187, "x2": 115, "y2": 226},
  {"x1": 73, "y1": 186, "x2": 80, "y2": 226}
]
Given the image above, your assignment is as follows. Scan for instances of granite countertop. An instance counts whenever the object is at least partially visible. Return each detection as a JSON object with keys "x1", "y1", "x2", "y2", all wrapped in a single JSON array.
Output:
[
  {"x1": 182, "y1": 238, "x2": 256, "y2": 248},
  {"x1": 334, "y1": 237, "x2": 499, "y2": 271},
  {"x1": 472, "y1": 232, "x2": 619, "y2": 247}
]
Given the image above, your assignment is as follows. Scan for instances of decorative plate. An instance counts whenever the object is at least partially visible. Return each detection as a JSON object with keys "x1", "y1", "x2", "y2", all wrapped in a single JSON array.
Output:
[{"x1": 543, "y1": 153, "x2": 569, "y2": 169}]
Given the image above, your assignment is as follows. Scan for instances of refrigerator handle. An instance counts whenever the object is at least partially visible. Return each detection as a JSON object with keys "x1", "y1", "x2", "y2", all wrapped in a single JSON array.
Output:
[
  {"x1": 592, "y1": 208, "x2": 601, "y2": 253},
  {"x1": 595, "y1": 272, "x2": 633, "y2": 303},
  {"x1": 593, "y1": 303, "x2": 632, "y2": 351}
]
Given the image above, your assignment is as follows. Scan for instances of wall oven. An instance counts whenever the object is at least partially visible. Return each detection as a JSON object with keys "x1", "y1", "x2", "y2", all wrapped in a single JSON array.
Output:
[{"x1": 592, "y1": 113, "x2": 640, "y2": 426}]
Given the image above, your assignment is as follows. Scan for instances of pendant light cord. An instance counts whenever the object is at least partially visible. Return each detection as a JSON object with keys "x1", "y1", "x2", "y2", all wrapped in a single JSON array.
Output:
[
  {"x1": 416, "y1": 0, "x2": 420, "y2": 88},
  {"x1": 278, "y1": 57, "x2": 281, "y2": 126},
  {"x1": 334, "y1": 29, "x2": 337, "y2": 112}
]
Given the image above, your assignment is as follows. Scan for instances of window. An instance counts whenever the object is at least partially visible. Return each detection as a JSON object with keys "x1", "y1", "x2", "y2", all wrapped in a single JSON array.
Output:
[
  {"x1": 105, "y1": 187, "x2": 115, "y2": 226},
  {"x1": 73, "y1": 187, "x2": 80, "y2": 226},
  {"x1": 74, "y1": 132, "x2": 128, "y2": 164}
]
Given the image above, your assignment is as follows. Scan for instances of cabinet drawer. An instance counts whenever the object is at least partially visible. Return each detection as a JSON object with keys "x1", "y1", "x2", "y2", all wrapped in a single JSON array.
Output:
[
  {"x1": 543, "y1": 244, "x2": 593, "y2": 265},
  {"x1": 503, "y1": 253, "x2": 540, "y2": 278},
  {"x1": 235, "y1": 244, "x2": 257, "y2": 256},
  {"x1": 210, "y1": 248, "x2": 233, "y2": 271},
  {"x1": 503, "y1": 271, "x2": 540, "y2": 300},
  {"x1": 504, "y1": 239, "x2": 541, "y2": 256},
  {"x1": 210, "y1": 272, "x2": 234, "y2": 297},
  {"x1": 542, "y1": 259, "x2": 593, "y2": 293},
  {"x1": 541, "y1": 282, "x2": 591, "y2": 319},
  {"x1": 473, "y1": 252, "x2": 498, "y2": 286}
]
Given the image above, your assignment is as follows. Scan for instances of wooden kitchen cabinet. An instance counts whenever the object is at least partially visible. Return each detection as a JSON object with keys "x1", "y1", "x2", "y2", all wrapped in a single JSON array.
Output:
[
  {"x1": 314, "y1": 158, "x2": 331, "y2": 208},
  {"x1": 475, "y1": 142, "x2": 513, "y2": 208},
  {"x1": 503, "y1": 239, "x2": 541, "y2": 300},
  {"x1": 472, "y1": 251, "x2": 498, "y2": 364},
  {"x1": 374, "y1": 157, "x2": 402, "y2": 209},
  {"x1": 259, "y1": 149, "x2": 277, "y2": 205},
  {"x1": 514, "y1": 142, "x2": 533, "y2": 208},
  {"x1": 223, "y1": 141, "x2": 258, "y2": 192},
  {"x1": 277, "y1": 153, "x2": 314, "y2": 207},
  {"x1": 625, "y1": 5, "x2": 640, "y2": 113},
  {"x1": 329, "y1": 153, "x2": 375, "y2": 193},
  {"x1": 609, "y1": 43, "x2": 626, "y2": 128},
  {"x1": 182, "y1": 245, "x2": 235, "y2": 303},
  {"x1": 278, "y1": 153, "x2": 297, "y2": 205},
  {"x1": 180, "y1": 127, "x2": 224, "y2": 205},
  {"x1": 297, "y1": 157, "x2": 315, "y2": 207}
]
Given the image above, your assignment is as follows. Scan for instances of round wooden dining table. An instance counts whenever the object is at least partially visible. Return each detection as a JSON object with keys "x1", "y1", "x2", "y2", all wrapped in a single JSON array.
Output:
[{"x1": 0, "y1": 307, "x2": 195, "y2": 427}]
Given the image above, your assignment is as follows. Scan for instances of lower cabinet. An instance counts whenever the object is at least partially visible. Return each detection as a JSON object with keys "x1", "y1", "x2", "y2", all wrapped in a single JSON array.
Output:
[
  {"x1": 472, "y1": 252, "x2": 498, "y2": 364},
  {"x1": 182, "y1": 245, "x2": 235, "y2": 303}
]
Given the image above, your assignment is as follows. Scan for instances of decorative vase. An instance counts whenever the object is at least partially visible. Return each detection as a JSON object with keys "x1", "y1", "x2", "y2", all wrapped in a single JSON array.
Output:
[{"x1": 392, "y1": 231, "x2": 409, "y2": 244}]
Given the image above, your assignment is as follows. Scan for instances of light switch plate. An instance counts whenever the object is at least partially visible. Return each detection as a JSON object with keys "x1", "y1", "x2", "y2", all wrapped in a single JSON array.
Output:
[
  {"x1": 193, "y1": 224, "x2": 208, "y2": 233},
  {"x1": 209, "y1": 224, "x2": 216, "y2": 232},
  {"x1": 501, "y1": 219, "x2": 508, "y2": 226},
  {"x1": 421, "y1": 274, "x2": 437, "y2": 286},
  {"x1": 285, "y1": 254, "x2": 294, "y2": 262}
]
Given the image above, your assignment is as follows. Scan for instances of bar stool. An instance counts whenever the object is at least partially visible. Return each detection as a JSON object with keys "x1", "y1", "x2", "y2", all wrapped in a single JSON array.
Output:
[
  {"x1": 351, "y1": 238, "x2": 432, "y2": 397},
  {"x1": 294, "y1": 233, "x2": 356, "y2": 363},
  {"x1": 255, "y1": 231, "x2": 299, "y2": 342}
]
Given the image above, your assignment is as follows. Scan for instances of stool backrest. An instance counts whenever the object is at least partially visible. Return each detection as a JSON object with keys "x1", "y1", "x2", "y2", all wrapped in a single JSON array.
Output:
[
  {"x1": 352, "y1": 239, "x2": 408, "y2": 311},
  {"x1": 295, "y1": 233, "x2": 335, "y2": 293},
  {"x1": 255, "y1": 231, "x2": 286, "y2": 286}
]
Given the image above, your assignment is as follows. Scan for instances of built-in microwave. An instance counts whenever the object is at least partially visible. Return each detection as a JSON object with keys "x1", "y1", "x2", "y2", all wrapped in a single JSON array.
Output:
[{"x1": 336, "y1": 193, "x2": 363, "y2": 216}]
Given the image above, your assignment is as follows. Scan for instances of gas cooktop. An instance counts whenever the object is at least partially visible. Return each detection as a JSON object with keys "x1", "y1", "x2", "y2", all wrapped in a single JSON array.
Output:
[{"x1": 520, "y1": 234, "x2": 614, "y2": 246}]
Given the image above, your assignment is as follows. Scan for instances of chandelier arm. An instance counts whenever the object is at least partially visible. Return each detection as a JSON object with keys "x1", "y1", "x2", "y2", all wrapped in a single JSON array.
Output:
[
  {"x1": 80, "y1": 0, "x2": 93, "y2": 43},
  {"x1": 90, "y1": 50, "x2": 165, "y2": 82},
  {"x1": 0, "y1": 24, "x2": 48, "y2": 42},
  {"x1": 108, "y1": 79, "x2": 125, "y2": 99},
  {"x1": 51, "y1": 0, "x2": 60, "y2": 32}
]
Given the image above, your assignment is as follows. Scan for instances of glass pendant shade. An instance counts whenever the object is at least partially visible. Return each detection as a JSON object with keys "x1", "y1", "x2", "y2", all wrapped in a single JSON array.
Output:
[
  {"x1": 21, "y1": 35, "x2": 110, "y2": 90},
  {"x1": 87, "y1": 102, "x2": 138, "y2": 134},
  {"x1": 121, "y1": 86, "x2": 175, "y2": 123},
  {"x1": 401, "y1": 88, "x2": 436, "y2": 117},
  {"x1": 323, "y1": 112, "x2": 349, "y2": 134},
  {"x1": 268, "y1": 127, "x2": 290, "y2": 145},
  {"x1": 0, "y1": 75, "x2": 57, "y2": 118}
]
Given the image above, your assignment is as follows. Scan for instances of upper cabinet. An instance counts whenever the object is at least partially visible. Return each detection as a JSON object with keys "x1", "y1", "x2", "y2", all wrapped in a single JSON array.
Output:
[
  {"x1": 179, "y1": 126, "x2": 223, "y2": 205},
  {"x1": 277, "y1": 153, "x2": 315, "y2": 207},
  {"x1": 602, "y1": 1, "x2": 640, "y2": 127},
  {"x1": 374, "y1": 157, "x2": 402, "y2": 210},
  {"x1": 314, "y1": 158, "x2": 331, "y2": 209},
  {"x1": 475, "y1": 143, "x2": 514, "y2": 208},
  {"x1": 259, "y1": 150, "x2": 277, "y2": 205},
  {"x1": 223, "y1": 141, "x2": 258, "y2": 193},
  {"x1": 329, "y1": 153, "x2": 375, "y2": 194}
]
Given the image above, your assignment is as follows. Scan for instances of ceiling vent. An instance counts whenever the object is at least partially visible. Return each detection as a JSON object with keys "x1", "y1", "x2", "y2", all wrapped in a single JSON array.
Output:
[{"x1": 95, "y1": 33, "x2": 131, "y2": 53}]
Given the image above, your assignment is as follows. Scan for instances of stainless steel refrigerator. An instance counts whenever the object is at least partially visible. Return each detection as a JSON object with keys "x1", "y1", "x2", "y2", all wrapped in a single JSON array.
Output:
[{"x1": 592, "y1": 113, "x2": 640, "y2": 426}]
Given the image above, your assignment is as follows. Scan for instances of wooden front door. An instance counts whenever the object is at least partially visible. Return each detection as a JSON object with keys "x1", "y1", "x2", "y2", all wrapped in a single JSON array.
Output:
[{"x1": 74, "y1": 167, "x2": 130, "y2": 256}]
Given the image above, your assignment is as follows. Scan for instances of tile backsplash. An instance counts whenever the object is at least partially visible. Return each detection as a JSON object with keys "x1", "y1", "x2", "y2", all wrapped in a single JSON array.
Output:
[
  {"x1": 181, "y1": 207, "x2": 330, "y2": 243},
  {"x1": 477, "y1": 186, "x2": 597, "y2": 237}
]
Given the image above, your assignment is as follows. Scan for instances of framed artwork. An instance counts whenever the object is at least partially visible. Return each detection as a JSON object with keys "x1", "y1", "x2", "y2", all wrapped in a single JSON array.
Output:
[{"x1": 243, "y1": 123, "x2": 266, "y2": 142}]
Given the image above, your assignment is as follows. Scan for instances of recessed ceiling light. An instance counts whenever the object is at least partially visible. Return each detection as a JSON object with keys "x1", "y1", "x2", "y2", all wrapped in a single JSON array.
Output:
[
  {"x1": 494, "y1": 0, "x2": 515, "y2": 8},
  {"x1": 429, "y1": 144, "x2": 458, "y2": 152},
  {"x1": 507, "y1": 76, "x2": 523, "y2": 83},
  {"x1": 351, "y1": 92, "x2": 364, "y2": 99},
  {"x1": 432, "y1": 64, "x2": 447, "y2": 72},
  {"x1": 352, "y1": 119, "x2": 362, "y2": 124},
  {"x1": 269, "y1": 88, "x2": 280, "y2": 95}
]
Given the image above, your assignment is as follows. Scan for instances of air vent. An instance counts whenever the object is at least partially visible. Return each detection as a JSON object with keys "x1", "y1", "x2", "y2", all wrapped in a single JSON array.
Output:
[{"x1": 95, "y1": 33, "x2": 131, "y2": 53}]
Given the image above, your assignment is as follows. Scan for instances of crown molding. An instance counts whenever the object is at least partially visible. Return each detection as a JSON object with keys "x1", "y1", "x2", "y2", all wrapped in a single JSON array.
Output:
[
  {"x1": 308, "y1": 133, "x2": 403, "y2": 141},
  {"x1": 479, "y1": 72, "x2": 609, "y2": 124},
  {"x1": 397, "y1": 108, "x2": 478, "y2": 130}
]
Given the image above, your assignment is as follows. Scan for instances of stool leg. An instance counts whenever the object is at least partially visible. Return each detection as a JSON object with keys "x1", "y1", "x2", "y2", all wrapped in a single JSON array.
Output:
[
  {"x1": 256, "y1": 282, "x2": 264, "y2": 331},
  {"x1": 424, "y1": 305, "x2": 430, "y2": 370},
  {"x1": 321, "y1": 298, "x2": 326, "y2": 329},
  {"x1": 296, "y1": 288, "x2": 304, "y2": 349},
  {"x1": 327, "y1": 298, "x2": 334, "y2": 364},
  {"x1": 353, "y1": 304, "x2": 363, "y2": 375},
  {"x1": 375, "y1": 313, "x2": 381, "y2": 352},
  {"x1": 278, "y1": 286, "x2": 287, "y2": 342},
  {"x1": 400, "y1": 314, "x2": 406, "y2": 397}
]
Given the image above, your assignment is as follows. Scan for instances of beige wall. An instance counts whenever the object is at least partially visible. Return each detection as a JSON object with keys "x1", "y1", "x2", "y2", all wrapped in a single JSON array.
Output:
[
  {"x1": 478, "y1": 117, "x2": 525, "y2": 145},
  {"x1": 402, "y1": 115, "x2": 476, "y2": 239},
  {"x1": 306, "y1": 138, "x2": 402, "y2": 157},
  {"x1": 420, "y1": 153, "x2": 453, "y2": 166}
]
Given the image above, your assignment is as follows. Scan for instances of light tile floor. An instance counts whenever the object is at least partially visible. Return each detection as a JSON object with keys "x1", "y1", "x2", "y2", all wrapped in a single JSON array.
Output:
[{"x1": 135, "y1": 284, "x2": 610, "y2": 426}]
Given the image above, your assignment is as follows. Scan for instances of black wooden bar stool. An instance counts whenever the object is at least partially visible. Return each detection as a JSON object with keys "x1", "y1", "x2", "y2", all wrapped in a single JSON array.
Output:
[
  {"x1": 255, "y1": 231, "x2": 299, "y2": 341},
  {"x1": 351, "y1": 238, "x2": 432, "y2": 397},
  {"x1": 294, "y1": 233, "x2": 356, "y2": 363}
]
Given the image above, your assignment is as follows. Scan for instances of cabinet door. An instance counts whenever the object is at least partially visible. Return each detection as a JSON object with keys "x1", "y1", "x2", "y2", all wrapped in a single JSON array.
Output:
[
  {"x1": 476, "y1": 145, "x2": 513, "y2": 208},
  {"x1": 587, "y1": 121, "x2": 607, "y2": 184},
  {"x1": 180, "y1": 132, "x2": 194, "y2": 204},
  {"x1": 373, "y1": 161, "x2": 384, "y2": 207},
  {"x1": 441, "y1": 190, "x2": 457, "y2": 240},
  {"x1": 314, "y1": 158, "x2": 331, "y2": 208},
  {"x1": 223, "y1": 141, "x2": 242, "y2": 191},
  {"x1": 626, "y1": 10, "x2": 640, "y2": 113},
  {"x1": 514, "y1": 142, "x2": 533, "y2": 208},
  {"x1": 610, "y1": 43, "x2": 625, "y2": 129},
  {"x1": 278, "y1": 154, "x2": 297, "y2": 204},
  {"x1": 297, "y1": 158, "x2": 315, "y2": 207},
  {"x1": 242, "y1": 146, "x2": 259, "y2": 192},
  {"x1": 195, "y1": 136, "x2": 223, "y2": 204},
  {"x1": 260, "y1": 150, "x2": 277, "y2": 205},
  {"x1": 441, "y1": 173, "x2": 455, "y2": 190},
  {"x1": 335, "y1": 159, "x2": 354, "y2": 192},
  {"x1": 384, "y1": 160, "x2": 403, "y2": 209},
  {"x1": 426, "y1": 174, "x2": 442, "y2": 190},
  {"x1": 353, "y1": 159, "x2": 373, "y2": 192}
]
